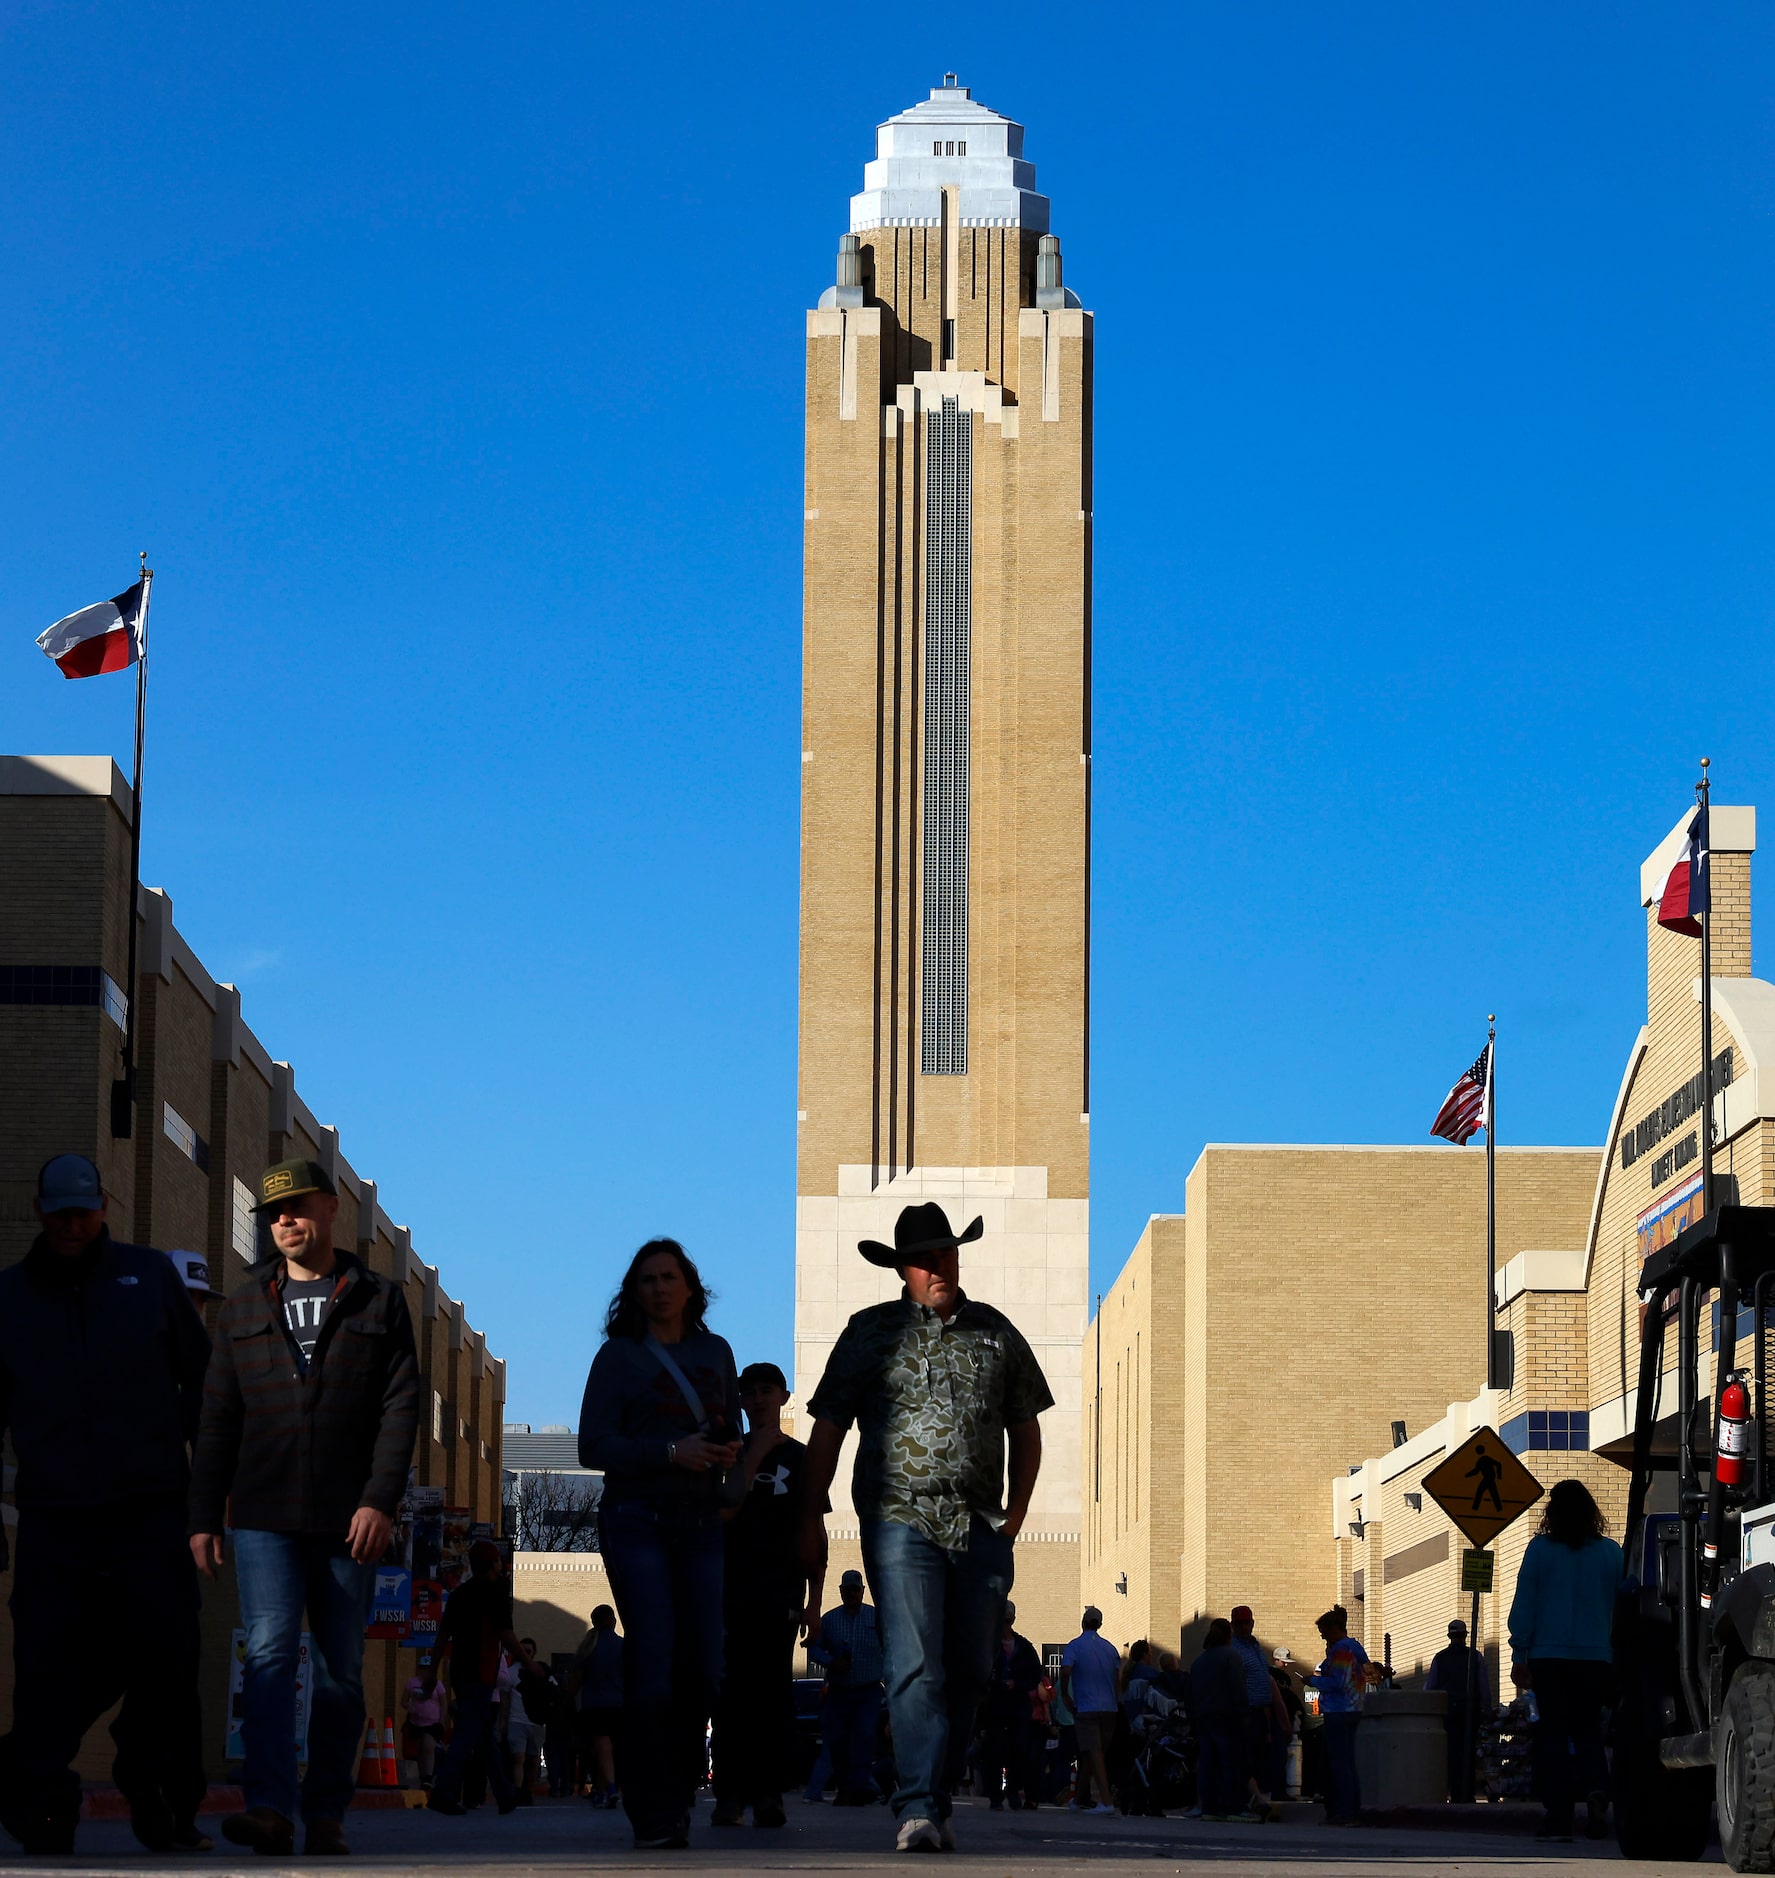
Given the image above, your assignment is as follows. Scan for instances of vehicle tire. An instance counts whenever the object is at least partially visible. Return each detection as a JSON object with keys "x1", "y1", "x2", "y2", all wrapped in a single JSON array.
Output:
[
  {"x1": 1721, "y1": 1665, "x2": 1775, "y2": 1872},
  {"x1": 1615, "y1": 1736, "x2": 1712, "y2": 1861}
]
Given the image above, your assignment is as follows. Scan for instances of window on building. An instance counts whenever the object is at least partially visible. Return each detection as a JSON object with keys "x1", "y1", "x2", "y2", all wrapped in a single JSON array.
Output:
[
  {"x1": 946, "y1": 140, "x2": 955, "y2": 155},
  {"x1": 163, "y1": 1102, "x2": 210, "y2": 1173},
  {"x1": 956, "y1": 141, "x2": 966, "y2": 155},
  {"x1": 1501, "y1": 1409, "x2": 1590, "y2": 1453},
  {"x1": 920, "y1": 394, "x2": 973, "y2": 1075},
  {"x1": 932, "y1": 140, "x2": 942, "y2": 155},
  {"x1": 433, "y1": 1391, "x2": 447, "y2": 1446},
  {"x1": 0, "y1": 964, "x2": 127, "y2": 1034},
  {"x1": 231, "y1": 1177, "x2": 259, "y2": 1262}
]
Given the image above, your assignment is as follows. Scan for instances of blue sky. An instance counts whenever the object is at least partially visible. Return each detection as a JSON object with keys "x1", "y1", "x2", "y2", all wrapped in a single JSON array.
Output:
[{"x1": 3, "y1": 4, "x2": 1771, "y2": 1424}]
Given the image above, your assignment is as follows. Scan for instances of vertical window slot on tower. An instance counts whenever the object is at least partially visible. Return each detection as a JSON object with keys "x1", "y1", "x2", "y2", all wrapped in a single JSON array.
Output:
[{"x1": 921, "y1": 396, "x2": 972, "y2": 1076}]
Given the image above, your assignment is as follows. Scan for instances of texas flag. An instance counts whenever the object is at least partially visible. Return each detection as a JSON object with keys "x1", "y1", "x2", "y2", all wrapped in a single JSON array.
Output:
[
  {"x1": 36, "y1": 580, "x2": 146, "y2": 678},
  {"x1": 1656, "y1": 802, "x2": 1710, "y2": 937}
]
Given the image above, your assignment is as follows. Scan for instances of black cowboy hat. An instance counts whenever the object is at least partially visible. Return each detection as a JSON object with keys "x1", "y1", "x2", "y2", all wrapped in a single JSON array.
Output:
[{"x1": 858, "y1": 1201, "x2": 984, "y2": 1269}]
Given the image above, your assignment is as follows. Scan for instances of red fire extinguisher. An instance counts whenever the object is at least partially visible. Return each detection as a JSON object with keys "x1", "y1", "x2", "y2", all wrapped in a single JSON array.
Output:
[{"x1": 1718, "y1": 1374, "x2": 1756, "y2": 1487}]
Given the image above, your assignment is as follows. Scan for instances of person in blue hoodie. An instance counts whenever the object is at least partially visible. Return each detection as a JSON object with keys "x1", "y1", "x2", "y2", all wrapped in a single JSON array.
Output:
[{"x1": 1506, "y1": 1478, "x2": 1622, "y2": 1844}]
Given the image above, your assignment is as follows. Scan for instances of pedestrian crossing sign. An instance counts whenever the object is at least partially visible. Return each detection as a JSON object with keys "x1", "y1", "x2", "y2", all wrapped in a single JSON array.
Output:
[{"x1": 1421, "y1": 1426, "x2": 1544, "y2": 1549}]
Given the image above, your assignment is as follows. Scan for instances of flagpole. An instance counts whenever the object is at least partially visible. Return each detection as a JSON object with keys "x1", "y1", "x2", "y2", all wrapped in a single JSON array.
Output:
[
  {"x1": 1700, "y1": 757, "x2": 1714, "y2": 1214},
  {"x1": 111, "y1": 552, "x2": 151, "y2": 1139},
  {"x1": 1486, "y1": 1014, "x2": 1497, "y2": 1389}
]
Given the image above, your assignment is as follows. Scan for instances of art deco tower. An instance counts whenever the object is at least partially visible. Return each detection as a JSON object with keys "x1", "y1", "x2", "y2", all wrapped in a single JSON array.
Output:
[{"x1": 796, "y1": 79, "x2": 1091, "y2": 1536}]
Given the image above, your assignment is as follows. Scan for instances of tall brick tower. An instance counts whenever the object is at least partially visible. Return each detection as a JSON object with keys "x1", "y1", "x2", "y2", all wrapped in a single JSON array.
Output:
[{"x1": 796, "y1": 79, "x2": 1091, "y2": 1541}]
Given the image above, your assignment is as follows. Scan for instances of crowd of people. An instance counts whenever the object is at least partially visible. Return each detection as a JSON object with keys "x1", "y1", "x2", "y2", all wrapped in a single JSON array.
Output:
[{"x1": 0, "y1": 1148, "x2": 1631, "y2": 1855}]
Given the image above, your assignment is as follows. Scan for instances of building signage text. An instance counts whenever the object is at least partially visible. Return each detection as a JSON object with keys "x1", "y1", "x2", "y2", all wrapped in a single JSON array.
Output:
[{"x1": 1619, "y1": 1049, "x2": 1733, "y2": 1175}]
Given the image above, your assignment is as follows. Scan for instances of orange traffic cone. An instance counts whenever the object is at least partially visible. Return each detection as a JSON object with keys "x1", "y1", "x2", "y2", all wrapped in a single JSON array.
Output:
[
  {"x1": 358, "y1": 1719, "x2": 385, "y2": 1788},
  {"x1": 380, "y1": 1716, "x2": 399, "y2": 1789}
]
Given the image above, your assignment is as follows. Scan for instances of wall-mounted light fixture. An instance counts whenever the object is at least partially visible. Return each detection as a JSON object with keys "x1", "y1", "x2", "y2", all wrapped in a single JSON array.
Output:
[
  {"x1": 1115, "y1": 1572, "x2": 1128, "y2": 1596},
  {"x1": 1403, "y1": 1492, "x2": 1423, "y2": 1512},
  {"x1": 1391, "y1": 1420, "x2": 1408, "y2": 1448},
  {"x1": 1348, "y1": 1521, "x2": 1366, "y2": 1539}
]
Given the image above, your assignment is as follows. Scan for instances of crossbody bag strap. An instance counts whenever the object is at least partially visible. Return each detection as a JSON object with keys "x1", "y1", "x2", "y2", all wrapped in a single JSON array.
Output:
[{"x1": 642, "y1": 1335, "x2": 712, "y2": 1433}]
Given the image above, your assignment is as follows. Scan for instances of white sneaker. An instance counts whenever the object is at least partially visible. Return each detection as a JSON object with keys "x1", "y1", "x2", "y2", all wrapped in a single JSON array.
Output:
[
  {"x1": 937, "y1": 1816, "x2": 956, "y2": 1851},
  {"x1": 1090, "y1": 1802, "x2": 1118, "y2": 1815},
  {"x1": 896, "y1": 1817, "x2": 943, "y2": 1853}
]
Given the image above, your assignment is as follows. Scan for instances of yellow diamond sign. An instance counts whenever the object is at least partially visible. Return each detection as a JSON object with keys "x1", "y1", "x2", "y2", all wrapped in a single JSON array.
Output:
[{"x1": 1422, "y1": 1427, "x2": 1545, "y2": 1550}]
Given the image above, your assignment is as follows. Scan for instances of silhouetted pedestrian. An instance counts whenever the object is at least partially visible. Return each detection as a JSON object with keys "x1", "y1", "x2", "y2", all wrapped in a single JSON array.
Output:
[
  {"x1": 711, "y1": 1361, "x2": 825, "y2": 1828},
  {"x1": 0, "y1": 1155, "x2": 211, "y2": 1856},
  {"x1": 579, "y1": 1239, "x2": 740, "y2": 1850}
]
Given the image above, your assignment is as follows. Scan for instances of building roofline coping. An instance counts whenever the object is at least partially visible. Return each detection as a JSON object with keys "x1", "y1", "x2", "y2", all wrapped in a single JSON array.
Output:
[
  {"x1": 1642, "y1": 805, "x2": 1755, "y2": 905},
  {"x1": 1495, "y1": 1248, "x2": 1589, "y2": 1307},
  {"x1": 1186, "y1": 1141, "x2": 1598, "y2": 1189},
  {"x1": 0, "y1": 754, "x2": 133, "y2": 822}
]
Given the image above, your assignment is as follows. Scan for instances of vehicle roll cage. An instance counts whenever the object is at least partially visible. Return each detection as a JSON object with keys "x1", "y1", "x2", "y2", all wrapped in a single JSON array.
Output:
[{"x1": 1627, "y1": 1206, "x2": 1775, "y2": 1740}]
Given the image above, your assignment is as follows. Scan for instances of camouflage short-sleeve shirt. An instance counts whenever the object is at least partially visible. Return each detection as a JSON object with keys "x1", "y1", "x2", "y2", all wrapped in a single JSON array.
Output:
[{"x1": 806, "y1": 1290, "x2": 1054, "y2": 1551}]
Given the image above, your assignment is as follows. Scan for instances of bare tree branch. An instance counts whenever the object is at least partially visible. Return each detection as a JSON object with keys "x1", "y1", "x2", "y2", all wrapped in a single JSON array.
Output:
[{"x1": 505, "y1": 1469, "x2": 602, "y2": 1553}]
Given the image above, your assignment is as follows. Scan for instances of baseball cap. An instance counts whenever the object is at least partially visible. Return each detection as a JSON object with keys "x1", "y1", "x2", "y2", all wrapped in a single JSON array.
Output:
[
  {"x1": 255, "y1": 1158, "x2": 338, "y2": 1212},
  {"x1": 166, "y1": 1249, "x2": 223, "y2": 1300},
  {"x1": 1081, "y1": 1605, "x2": 1103, "y2": 1628},
  {"x1": 37, "y1": 1153, "x2": 104, "y2": 1214},
  {"x1": 839, "y1": 1568, "x2": 865, "y2": 1588},
  {"x1": 1273, "y1": 1647, "x2": 1293, "y2": 1665},
  {"x1": 738, "y1": 1361, "x2": 788, "y2": 1391},
  {"x1": 1231, "y1": 1605, "x2": 1254, "y2": 1625}
]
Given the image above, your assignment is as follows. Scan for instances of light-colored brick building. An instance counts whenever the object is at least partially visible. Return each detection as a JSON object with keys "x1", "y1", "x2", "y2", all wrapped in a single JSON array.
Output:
[
  {"x1": 794, "y1": 78, "x2": 1090, "y2": 1646},
  {"x1": 1334, "y1": 803, "x2": 1774, "y2": 1697},
  {"x1": 0, "y1": 753, "x2": 505, "y2": 1780},
  {"x1": 1081, "y1": 1145, "x2": 1600, "y2": 1666}
]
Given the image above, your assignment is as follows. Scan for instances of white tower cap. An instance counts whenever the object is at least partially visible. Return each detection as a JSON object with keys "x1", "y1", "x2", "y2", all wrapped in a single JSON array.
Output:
[{"x1": 850, "y1": 76, "x2": 1051, "y2": 234}]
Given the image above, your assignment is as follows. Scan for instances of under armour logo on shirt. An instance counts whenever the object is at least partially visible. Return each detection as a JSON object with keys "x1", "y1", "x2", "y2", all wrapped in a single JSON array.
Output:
[{"x1": 761, "y1": 1463, "x2": 792, "y2": 1497}]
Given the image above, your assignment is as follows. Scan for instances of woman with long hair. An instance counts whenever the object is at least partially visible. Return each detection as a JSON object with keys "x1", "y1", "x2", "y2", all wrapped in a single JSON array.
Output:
[
  {"x1": 1506, "y1": 1478, "x2": 1623, "y2": 1843},
  {"x1": 577, "y1": 1239, "x2": 740, "y2": 1850}
]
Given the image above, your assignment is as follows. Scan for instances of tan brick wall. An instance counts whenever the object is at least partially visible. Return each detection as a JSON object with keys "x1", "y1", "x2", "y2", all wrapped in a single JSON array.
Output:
[
  {"x1": 1087, "y1": 1144, "x2": 1599, "y2": 1669},
  {"x1": 0, "y1": 776, "x2": 506, "y2": 1782}
]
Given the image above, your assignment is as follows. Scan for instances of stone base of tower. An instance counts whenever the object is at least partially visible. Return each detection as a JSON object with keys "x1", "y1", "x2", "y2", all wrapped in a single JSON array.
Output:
[{"x1": 794, "y1": 1162, "x2": 1085, "y2": 1537}]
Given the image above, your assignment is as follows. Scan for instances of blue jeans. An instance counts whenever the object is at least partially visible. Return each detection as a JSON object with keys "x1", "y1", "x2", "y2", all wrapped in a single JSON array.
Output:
[
  {"x1": 861, "y1": 1514, "x2": 1013, "y2": 1822},
  {"x1": 823, "y1": 1682, "x2": 883, "y2": 1797},
  {"x1": 232, "y1": 1529, "x2": 376, "y2": 1823},
  {"x1": 430, "y1": 1683, "x2": 515, "y2": 1810},
  {"x1": 1323, "y1": 1712, "x2": 1361, "y2": 1822},
  {"x1": 598, "y1": 1499, "x2": 725, "y2": 1838}
]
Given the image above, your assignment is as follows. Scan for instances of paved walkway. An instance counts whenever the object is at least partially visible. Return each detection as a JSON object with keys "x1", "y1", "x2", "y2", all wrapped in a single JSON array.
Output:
[{"x1": 2, "y1": 1793, "x2": 1718, "y2": 1875}]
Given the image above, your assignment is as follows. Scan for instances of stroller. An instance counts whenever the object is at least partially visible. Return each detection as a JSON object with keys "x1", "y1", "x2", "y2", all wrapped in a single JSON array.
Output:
[{"x1": 1118, "y1": 1691, "x2": 1196, "y2": 1816}]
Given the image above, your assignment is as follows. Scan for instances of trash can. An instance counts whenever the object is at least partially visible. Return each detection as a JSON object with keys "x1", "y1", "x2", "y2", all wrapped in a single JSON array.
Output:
[{"x1": 1354, "y1": 1689, "x2": 1449, "y2": 1808}]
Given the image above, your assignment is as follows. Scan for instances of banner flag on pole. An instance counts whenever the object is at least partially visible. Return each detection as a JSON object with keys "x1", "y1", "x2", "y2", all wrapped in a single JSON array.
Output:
[
  {"x1": 1655, "y1": 801, "x2": 1711, "y2": 938},
  {"x1": 36, "y1": 580, "x2": 146, "y2": 678},
  {"x1": 1431, "y1": 1043, "x2": 1493, "y2": 1146}
]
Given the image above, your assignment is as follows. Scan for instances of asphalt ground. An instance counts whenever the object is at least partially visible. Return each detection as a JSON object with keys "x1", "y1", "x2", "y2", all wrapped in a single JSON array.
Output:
[{"x1": 0, "y1": 1792, "x2": 1723, "y2": 1876}]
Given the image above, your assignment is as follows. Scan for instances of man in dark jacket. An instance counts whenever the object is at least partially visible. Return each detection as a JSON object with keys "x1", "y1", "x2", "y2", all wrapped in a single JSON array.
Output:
[
  {"x1": 189, "y1": 1158, "x2": 419, "y2": 1858},
  {"x1": 1186, "y1": 1620, "x2": 1254, "y2": 1820},
  {"x1": 982, "y1": 1602, "x2": 1043, "y2": 1810},
  {"x1": 0, "y1": 1153, "x2": 211, "y2": 1855}
]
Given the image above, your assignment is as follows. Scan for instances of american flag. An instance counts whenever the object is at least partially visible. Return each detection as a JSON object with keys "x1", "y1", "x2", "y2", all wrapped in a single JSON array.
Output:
[{"x1": 1431, "y1": 1044, "x2": 1492, "y2": 1145}]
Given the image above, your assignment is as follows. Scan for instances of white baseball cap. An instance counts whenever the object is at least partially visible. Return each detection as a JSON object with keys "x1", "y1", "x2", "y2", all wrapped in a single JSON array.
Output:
[{"x1": 166, "y1": 1249, "x2": 223, "y2": 1300}]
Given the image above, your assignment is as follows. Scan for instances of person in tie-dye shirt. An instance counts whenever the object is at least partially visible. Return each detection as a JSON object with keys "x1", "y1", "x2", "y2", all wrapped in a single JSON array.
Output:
[{"x1": 1309, "y1": 1607, "x2": 1370, "y2": 1824}]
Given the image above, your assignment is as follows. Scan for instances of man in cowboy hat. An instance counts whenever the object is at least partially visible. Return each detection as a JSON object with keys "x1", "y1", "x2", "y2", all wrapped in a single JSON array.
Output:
[{"x1": 798, "y1": 1201, "x2": 1052, "y2": 1855}]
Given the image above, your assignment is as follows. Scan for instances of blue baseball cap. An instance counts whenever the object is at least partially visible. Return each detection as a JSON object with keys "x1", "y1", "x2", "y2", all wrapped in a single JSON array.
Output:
[{"x1": 37, "y1": 1154, "x2": 104, "y2": 1214}]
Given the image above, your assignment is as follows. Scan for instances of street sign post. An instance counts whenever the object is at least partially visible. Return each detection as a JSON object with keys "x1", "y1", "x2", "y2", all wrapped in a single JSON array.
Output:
[
  {"x1": 1421, "y1": 1429, "x2": 1542, "y2": 1804},
  {"x1": 1422, "y1": 1427, "x2": 1545, "y2": 1549}
]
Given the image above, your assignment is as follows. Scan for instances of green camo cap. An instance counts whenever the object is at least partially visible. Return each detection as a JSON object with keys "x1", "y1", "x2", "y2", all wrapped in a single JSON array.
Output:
[{"x1": 256, "y1": 1157, "x2": 338, "y2": 1212}]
